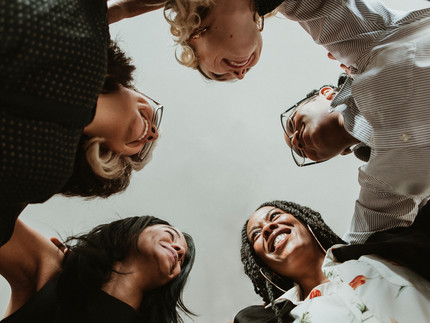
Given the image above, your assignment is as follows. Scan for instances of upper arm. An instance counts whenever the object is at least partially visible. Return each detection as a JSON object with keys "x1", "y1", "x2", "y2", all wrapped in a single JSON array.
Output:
[{"x1": 0, "y1": 220, "x2": 63, "y2": 316}]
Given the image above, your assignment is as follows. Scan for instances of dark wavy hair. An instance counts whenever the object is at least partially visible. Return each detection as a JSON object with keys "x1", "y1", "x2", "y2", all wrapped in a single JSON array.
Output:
[
  {"x1": 59, "y1": 40, "x2": 138, "y2": 198},
  {"x1": 57, "y1": 216, "x2": 196, "y2": 323},
  {"x1": 240, "y1": 201, "x2": 344, "y2": 322}
]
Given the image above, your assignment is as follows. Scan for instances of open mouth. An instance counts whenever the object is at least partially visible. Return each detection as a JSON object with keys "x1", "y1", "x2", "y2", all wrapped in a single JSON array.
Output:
[
  {"x1": 269, "y1": 229, "x2": 291, "y2": 253},
  {"x1": 224, "y1": 54, "x2": 253, "y2": 69}
]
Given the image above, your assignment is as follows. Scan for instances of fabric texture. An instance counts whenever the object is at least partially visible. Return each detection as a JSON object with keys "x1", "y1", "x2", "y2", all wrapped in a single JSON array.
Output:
[
  {"x1": 273, "y1": 249, "x2": 430, "y2": 323},
  {"x1": 0, "y1": 276, "x2": 141, "y2": 323},
  {"x1": 261, "y1": 0, "x2": 430, "y2": 243},
  {"x1": 0, "y1": 0, "x2": 109, "y2": 245},
  {"x1": 333, "y1": 200, "x2": 430, "y2": 282}
]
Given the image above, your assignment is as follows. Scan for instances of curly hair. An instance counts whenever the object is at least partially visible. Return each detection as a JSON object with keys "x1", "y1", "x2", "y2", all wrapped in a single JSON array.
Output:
[
  {"x1": 164, "y1": 0, "x2": 214, "y2": 68},
  {"x1": 240, "y1": 200, "x2": 344, "y2": 322},
  {"x1": 59, "y1": 40, "x2": 156, "y2": 198},
  {"x1": 164, "y1": 0, "x2": 273, "y2": 70},
  {"x1": 58, "y1": 216, "x2": 196, "y2": 323}
]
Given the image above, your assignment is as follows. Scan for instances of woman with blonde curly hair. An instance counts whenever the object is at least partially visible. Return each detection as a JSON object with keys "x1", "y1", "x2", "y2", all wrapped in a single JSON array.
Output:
[{"x1": 164, "y1": 0, "x2": 267, "y2": 80}]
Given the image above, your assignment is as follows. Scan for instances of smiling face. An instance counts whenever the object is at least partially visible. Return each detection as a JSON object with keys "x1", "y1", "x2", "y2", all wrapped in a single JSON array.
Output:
[
  {"x1": 284, "y1": 87, "x2": 359, "y2": 162},
  {"x1": 83, "y1": 85, "x2": 159, "y2": 156},
  {"x1": 134, "y1": 224, "x2": 188, "y2": 290},
  {"x1": 247, "y1": 207, "x2": 324, "y2": 278},
  {"x1": 188, "y1": 0, "x2": 263, "y2": 81}
]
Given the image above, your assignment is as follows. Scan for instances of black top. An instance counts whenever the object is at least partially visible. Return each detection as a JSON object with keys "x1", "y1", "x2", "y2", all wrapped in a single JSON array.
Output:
[
  {"x1": 0, "y1": 0, "x2": 109, "y2": 245},
  {"x1": 254, "y1": 0, "x2": 284, "y2": 16},
  {"x1": 1, "y1": 276, "x2": 141, "y2": 323}
]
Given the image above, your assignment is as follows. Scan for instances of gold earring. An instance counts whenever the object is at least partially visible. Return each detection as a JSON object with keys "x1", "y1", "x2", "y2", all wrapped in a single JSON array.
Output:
[
  {"x1": 307, "y1": 224, "x2": 327, "y2": 254},
  {"x1": 257, "y1": 16, "x2": 264, "y2": 32},
  {"x1": 259, "y1": 268, "x2": 288, "y2": 293}
]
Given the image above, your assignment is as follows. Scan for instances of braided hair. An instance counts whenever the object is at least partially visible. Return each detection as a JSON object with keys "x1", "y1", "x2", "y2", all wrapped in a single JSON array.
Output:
[{"x1": 240, "y1": 200, "x2": 344, "y2": 321}]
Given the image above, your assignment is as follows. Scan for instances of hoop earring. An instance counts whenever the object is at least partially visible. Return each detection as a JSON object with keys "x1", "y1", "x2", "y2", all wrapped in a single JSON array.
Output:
[
  {"x1": 257, "y1": 16, "x2": 264, "y2": 32},
  {"x1": 259, "y1": 268, "x2": 288, "y2": 293},
  {"x1": 307, "y1": 224, "x2": 327, "y2": 254}
]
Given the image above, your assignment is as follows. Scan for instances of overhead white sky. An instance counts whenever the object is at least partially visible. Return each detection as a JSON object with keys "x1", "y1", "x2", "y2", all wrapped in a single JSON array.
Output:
[{"x1": 1, "y1": 0, "x2": 429, "y2": 322}]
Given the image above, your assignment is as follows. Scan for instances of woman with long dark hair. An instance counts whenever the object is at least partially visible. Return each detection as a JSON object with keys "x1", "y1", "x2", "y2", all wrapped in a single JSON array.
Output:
[{"x1": 0, "y1": 216, "x2": 195, "y2": 323}]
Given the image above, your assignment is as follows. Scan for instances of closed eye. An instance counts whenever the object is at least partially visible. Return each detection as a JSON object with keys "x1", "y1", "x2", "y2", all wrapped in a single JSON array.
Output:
[{"x1": 166, "y1": 230, "x2": 175, "y2": 241}]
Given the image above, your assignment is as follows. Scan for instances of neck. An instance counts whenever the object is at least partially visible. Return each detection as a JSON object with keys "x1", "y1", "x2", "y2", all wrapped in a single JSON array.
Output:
[
  {"x1": 294, "y1": 253, "x2": 328, "y2": 300},
  {"x1": 101, "y1": 272, "x2": 143, "y2": 311}
]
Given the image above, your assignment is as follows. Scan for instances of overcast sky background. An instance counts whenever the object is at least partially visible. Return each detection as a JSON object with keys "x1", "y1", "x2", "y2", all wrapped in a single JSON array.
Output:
[{"x1": 1, "y1": 0, "x2": 429, "y2": 322}]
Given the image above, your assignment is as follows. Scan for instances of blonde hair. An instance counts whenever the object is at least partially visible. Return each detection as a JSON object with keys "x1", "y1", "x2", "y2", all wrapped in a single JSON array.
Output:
[
  {"x1": 164, "y1": 0, "x2": 214, "y2": 68},
  {"x1": 85, "y1": 136, "x2": 157, "y2": 180},
  {"x1": 164, "y1": 0, "x2": 276, "y2": 69}
]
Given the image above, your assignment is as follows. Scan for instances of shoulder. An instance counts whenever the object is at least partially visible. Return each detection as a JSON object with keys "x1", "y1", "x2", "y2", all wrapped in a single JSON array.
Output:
[{"x1": 0, "y1": 220, "x2": 64, "y2": 317}]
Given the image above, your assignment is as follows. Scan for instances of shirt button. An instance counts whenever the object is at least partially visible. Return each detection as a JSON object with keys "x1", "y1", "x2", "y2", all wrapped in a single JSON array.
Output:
[{"x1": 400, "y1": 133, "x2": 411, "y2": 142}]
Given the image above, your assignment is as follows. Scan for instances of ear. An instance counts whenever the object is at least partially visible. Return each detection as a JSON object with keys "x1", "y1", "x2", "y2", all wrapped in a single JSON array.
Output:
[
  {"x1": 327, "y1": 52, "x2": 336, "y2": 60},
  {"x1": 320, "y1": 87, "x2": 335, "y2": 100},
  {"x1": 50, "y1": 237, "x2": 70, "y2": 256}
]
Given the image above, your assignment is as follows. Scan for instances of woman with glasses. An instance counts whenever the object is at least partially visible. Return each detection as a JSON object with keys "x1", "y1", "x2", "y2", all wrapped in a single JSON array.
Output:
[
  {"x1": 234, "y1": 200, "x2": 430, "y2": 323},
  {"x1": 0, "y1": 23, "x2": 164, "y2": 246},
  {"x1": 0, "y1": 215, "x2": 195, "y2": 323}
]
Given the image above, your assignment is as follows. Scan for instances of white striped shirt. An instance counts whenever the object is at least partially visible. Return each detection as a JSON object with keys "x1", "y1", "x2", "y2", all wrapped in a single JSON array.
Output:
[{"x1": 277, "y1": 0, "x2": 430, "y2": 244}]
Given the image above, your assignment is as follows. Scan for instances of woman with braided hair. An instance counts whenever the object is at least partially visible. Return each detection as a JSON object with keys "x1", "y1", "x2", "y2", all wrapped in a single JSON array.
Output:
[{"x1": 235, "y1": 200, "x2": 430, "y2": 323}]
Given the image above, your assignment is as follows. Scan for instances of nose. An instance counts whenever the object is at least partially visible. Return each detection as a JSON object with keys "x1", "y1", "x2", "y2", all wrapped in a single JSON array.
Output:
[
  {"x1": 233, "y1": 68, "x2": 247, "y2": 80},
  {"x1": 172, "y1": 244, "x2": 185, "y2": 264},
  {"x1": 146, "y1": 124, "x2": 159, "y2": 142},
  {"x1": 290, "y1": 131, "x2": 303, "y2": 151},
  {"x1": 262, "y1": 223, "x2": 278, "y2": 241}
]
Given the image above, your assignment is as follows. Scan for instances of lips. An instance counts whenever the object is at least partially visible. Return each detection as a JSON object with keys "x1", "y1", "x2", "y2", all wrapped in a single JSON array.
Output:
[
  {"x1": 224, "y1": 54, "x2": 253, "y2": 69},
  {"x1": 164, "y1": 245, "x2": 178, "y2": 273},
  {"x1": 268, "y1": 229, "x2": 291, "y2": 253}
]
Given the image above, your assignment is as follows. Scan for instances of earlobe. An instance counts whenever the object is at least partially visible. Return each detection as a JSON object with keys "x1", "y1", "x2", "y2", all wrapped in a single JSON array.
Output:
[{"x1": 320, "y1": 87, "x2": 335, "y2": 100}]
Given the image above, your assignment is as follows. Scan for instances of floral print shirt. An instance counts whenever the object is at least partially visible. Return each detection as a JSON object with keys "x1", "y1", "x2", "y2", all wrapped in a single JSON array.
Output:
[{"x1": 273, "y1": 245, "x2": 430, "y2": 323}]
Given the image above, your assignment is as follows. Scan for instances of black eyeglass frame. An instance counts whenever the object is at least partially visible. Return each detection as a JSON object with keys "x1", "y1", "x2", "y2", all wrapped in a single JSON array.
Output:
[{"x1": 280, "y1": 92, "x2": 324, "y2": 167}]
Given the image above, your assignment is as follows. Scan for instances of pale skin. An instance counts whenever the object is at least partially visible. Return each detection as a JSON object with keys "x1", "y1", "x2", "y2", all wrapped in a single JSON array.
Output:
[
  {"x1": 247, "y1": 207, "x2": 329, "y2": 298},
  {"x1": 0, "y1": 221, "x2": 187, "y2": 318},
  {"x1": 188, "y1": 0, "x2": 263, "y2": 81},
  {"x1": 84, "y1": 85, "x2": 159, "y2": 156}
]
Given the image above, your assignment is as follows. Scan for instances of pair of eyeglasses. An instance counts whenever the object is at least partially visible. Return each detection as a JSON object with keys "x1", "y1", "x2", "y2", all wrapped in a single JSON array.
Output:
[
  {"x1": 137, "y1": 94, "x2": 164, "y2": 161},
  {"x1": 280, "y1": 92, "x2": 323, "y2": 167}
]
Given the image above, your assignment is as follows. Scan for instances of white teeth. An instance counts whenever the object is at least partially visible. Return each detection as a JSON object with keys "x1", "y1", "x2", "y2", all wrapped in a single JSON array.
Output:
[
  {"x1": 138, "y1": 119, "x2": 149, "y2": 140},
  {"x1": 227, "y1": 59, "x2": 248, "y2": 67},
  {"x1": 274, "y1": 233, "x2": 287, "y2": 248}
]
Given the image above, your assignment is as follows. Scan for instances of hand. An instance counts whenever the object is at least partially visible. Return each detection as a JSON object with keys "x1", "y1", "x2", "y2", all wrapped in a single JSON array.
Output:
[
  {"x1": 327, "y1": 52, "x2": 351, "y2": 76},
  {"x1": 107, "y1": 0, "x2": 166, "y2": 24}
]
